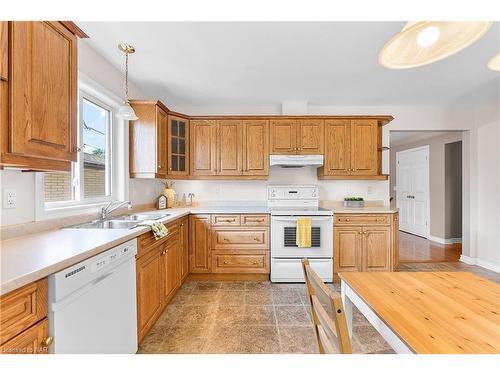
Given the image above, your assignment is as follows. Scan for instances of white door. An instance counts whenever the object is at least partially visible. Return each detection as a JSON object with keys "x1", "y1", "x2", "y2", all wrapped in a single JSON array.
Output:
[{"x1": 396, "y1": 146, "x2": 429, "y2": 237}]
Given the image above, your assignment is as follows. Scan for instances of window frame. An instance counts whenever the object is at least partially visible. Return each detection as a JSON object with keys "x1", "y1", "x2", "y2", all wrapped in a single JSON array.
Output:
[{"x1": 35, "y1": 73, "x2": 129, "y2": 221}]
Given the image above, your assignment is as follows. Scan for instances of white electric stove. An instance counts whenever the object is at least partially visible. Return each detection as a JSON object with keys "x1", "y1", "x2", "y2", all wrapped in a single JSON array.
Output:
[{"x1": 268, "y1": 185, "x2": 333, "y2": 282}]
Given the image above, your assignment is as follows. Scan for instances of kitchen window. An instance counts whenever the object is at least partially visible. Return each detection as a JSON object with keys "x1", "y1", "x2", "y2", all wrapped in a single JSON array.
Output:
[{"x1": 35, "y1": 77, "x2": 126, "y2": 219}]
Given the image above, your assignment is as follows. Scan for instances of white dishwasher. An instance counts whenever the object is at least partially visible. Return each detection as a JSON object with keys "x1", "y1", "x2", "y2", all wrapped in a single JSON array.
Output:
[{"x1": 48, "y1": 239, "x2": 138, "y2": 354}]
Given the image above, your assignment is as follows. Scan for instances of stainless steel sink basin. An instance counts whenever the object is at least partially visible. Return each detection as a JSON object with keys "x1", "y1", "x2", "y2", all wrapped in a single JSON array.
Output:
[
  {"x1": 68, "y1": 220, "x2": 141, "y2": 229},
  {"x1": 113, "y1": 214, "x2": 169, "y2": 221}
]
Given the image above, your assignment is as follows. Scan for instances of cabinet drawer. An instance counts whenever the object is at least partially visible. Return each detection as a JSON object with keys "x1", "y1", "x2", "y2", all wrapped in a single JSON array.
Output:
[
  {"x1": 212, "y1": 252, "x2": 269, "y2": 274},
  {"x1": 212, "y1": 228, "x2": 269, "y2": 249},
  {"x1": 0, "y1": 279, "x2": 48, "y2": 345},
  {"x1": 241, "y1": 214, "x2": 269, "y2": 226},
  {"x1": 137, "y1": 221, "x2": 179, "y2": 257},
  {"x1": 0, "y1": 318, "x2": 50, "y2": 355},
  {"x1": 334, "y1": 214, "x2": 390, "y2": 226},
  {"x1": 211, "y1": 215, "x2": 241, "y2": 226}
]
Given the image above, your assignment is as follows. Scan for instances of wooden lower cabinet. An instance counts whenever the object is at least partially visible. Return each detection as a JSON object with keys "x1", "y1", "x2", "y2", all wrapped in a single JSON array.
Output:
[
  {"x1": 189, "y1": 215, "x2": 212, "y2": 273},
  {"x1": 334, "y1": 213, "x2": 397, "y2": 275},
  {"x1": 0, "y1": 278, "x2": 52, "y2": 354},
  {"x1": 190, "y1": 214, "x2": 271, "y2": 278},
  {"x1": 136, "y1": 217, "x2": 187, "y2": 343},
  {"x1": 179, "y1": 217, "x2": 189, "y2": 280},
  {"x1": 136, "y1": 244, "x2": 164, "y2": 342},
  {"x1": 0, "y1": 319, "x2": 49, "y2": 354}
]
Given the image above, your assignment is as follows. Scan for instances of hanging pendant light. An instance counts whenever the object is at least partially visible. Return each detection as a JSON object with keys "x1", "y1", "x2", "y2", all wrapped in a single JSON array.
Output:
[
  {"x1": 116, "y1": 43, "x2": 138, "y2": 120},
  {"x1": 487, "y1": 52, "x2": 500, "y2": 71},
  {"x1": 379, "y1": 21, "x2": 492, "y2": 69}
]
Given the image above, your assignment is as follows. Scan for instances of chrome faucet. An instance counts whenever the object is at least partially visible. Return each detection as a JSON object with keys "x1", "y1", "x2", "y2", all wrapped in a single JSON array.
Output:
[{"x1": 101, "y1": 200, "x2": 131, "y2": 221}]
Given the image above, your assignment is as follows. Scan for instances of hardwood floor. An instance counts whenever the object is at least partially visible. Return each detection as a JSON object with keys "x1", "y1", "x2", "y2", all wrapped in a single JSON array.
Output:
[{"x1": 398, "y1": 231, "x2": 462, "y2": 263}]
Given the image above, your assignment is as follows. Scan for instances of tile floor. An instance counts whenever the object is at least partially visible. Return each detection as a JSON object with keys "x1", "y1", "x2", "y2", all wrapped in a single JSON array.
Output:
[{"x1": 138, "y1": 262, "x2": 498, "y2": 354}]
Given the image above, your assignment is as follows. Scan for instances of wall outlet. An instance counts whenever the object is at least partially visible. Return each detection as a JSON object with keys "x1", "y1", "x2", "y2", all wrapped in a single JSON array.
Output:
[
  {"x1": 3, "y1": 190, "x2": 16, "y2": 209},
  {"x1": 367, "y1": 185, "x2": 373, "y2": 195}
]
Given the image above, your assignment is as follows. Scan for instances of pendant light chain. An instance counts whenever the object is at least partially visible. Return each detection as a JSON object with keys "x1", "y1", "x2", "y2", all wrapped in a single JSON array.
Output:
[{"x1": 125, "y1": 51, "x2": 129, "y2": 99}]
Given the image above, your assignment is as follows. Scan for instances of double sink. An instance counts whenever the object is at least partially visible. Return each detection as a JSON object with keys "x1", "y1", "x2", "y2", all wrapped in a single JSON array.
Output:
[{"x1": 68, "y1": 213, "x2": 170, "y2": 230}]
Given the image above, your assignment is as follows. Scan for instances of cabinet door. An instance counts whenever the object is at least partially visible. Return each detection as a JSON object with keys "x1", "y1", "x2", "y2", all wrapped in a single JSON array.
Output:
[
  {"x1": 324, "y1": 119, "x2": 351, "y2": 176},
  {"x1": 0, "y1": 319, "x2": 50, "y2": 354},
  {"x1": 218, "y1": 120, "x2": 243, "y2": 175},
  {"x1": 350, "y1": 119, "x2": 378, "y2": 176},
  {"x1": 168, "y1": 115, "x2": 189, "y2": 176},
  {"x1": 190, "y1": 120, "x2": 217, "y2": 176},
  {"x1": 362, "y1": 226, "x2": 391, "y2": 272},
  {"x1": 136, "y1": 247, "x2": 163, "y2": 341},
  {"x1": 156, "y1": 107, "x2": 168, "y2": 176},
  {"x1": 179, "y1": 218, "x2": 189, "y2": 280},
  {"x1": 334, "y1": 227, "x2": 362, "y2": 273},
  {"x1": 270, "y1": 119, "x2": 297, "y2": 154},
  {"x1": 242, "y1": 119, "x2": 269, "y2": 176},
  {"x1": 297, "y1": 119, "x2": 323, "y2": 154},
  {"x1": 163, "y1": 237, "x2": 180, "y2": 302},
  {"x1": 189, "y1": 215, "x2": 211, "y2": 273},
  {"x1": 10, "y1": 22, "x2": 77, "y2": 162},
  {"x1": 391, "y1": 213, "x2": 399, "y2": 270},
  {"x1": 0, "y1": 22, "x2": 7, "y2": 81}
]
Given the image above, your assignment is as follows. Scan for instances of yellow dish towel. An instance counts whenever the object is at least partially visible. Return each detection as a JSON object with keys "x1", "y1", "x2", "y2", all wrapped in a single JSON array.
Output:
[{"x1": 296, "y1": 217, "x2": 312, "y2": 248}]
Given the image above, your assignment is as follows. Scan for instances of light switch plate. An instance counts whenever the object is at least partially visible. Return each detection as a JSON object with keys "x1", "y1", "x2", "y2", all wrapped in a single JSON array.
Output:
[{"x1": 3, "y1": 190, "x2": 16, "y2": 209}]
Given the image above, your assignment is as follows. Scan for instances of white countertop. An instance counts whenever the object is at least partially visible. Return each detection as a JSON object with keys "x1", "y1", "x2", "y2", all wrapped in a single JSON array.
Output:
[
  {"x1": 0, "y1": 204, "x2": 397, "y2": 296},
  {"x1": 0, "y1": 209, "x2": 190, "y2": 296},
  {"x1": 331, "y1": 206, "x2": 399, "y2": 214}
]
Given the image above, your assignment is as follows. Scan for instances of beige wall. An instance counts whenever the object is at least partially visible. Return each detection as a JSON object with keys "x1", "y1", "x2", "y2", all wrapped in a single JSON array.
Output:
[{"x1": 390, "y1": 131, "x2": 463, "y2": 240}]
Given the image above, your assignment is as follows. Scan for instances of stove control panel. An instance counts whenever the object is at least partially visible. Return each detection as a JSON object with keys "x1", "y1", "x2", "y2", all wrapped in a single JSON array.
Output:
[{"x1": 267, "y1": 185, "x2": 318, "y2": 200}]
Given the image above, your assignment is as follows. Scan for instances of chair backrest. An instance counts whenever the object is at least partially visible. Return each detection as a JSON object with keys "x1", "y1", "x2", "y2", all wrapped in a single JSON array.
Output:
[{"x1": 301, "y1": 258, "x2": 352, "y2": 354}]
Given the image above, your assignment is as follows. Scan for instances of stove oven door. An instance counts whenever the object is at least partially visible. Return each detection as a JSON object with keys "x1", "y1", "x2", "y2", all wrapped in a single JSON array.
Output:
[{"x1": 271, "y1": 215, "x2": 333, "y2": 258}]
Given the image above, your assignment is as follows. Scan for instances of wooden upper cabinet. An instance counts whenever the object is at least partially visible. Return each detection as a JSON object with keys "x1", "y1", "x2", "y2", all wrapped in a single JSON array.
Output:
[
  {"x1": 9, "y1": 21, "x2": 78, "y2": 164},
  {"x1": 242, "y1": 119, "x2": 269, "y2": 176},
  {"x1": 350, "y1": 119, "x2": 378, "y2": 176},
  {"x1": 157, "y1": 108, "x2": 169, "y2": 175},
  {"x1": 129, "y1": 101, "x2": 169, "y2": 178},
  {"x1": 270, "y1": 119, "x2": 297, "y2": 154},
  {"x1": 190, "y1": 120, "x2": 217, "y2": 176},
  {"x1": 217, "y1": 120, "x2": 243, "y2": 175},
  {"x1": 270, "y1": 119, "x2": 323, "y2": 155},
  {"x1": 323, "y1": 119, "x2": 351, "y2": 176},
  {"x1": 189, "y1": 215, "x2": 211, "y2": 273},
  {"x1": 297, "y1": 119, "x2": 324, "y2": 154},
  {"x1": 0, "y1": 22, "x2": 7, "y2": 81},
  {"x1": 168, "y1": 115, "x2": 189, "y2": 176}
]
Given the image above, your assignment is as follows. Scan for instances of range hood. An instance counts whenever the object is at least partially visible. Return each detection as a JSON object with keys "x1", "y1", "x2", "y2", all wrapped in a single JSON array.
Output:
[{"x1": 270, "y1": 155, "x2": 324, "y2": 168}]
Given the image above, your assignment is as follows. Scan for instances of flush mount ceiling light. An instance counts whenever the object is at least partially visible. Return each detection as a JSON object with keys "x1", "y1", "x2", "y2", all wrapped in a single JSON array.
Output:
[
  {"x1": 487, "y1": 52, "x2": 500, "y2": 71},
  {"x1": 116, "y1": 43, "x2": 138, "y2": 120},
  {"x1": 379, "y1": 21, "x2": 493, "y2": 69}
]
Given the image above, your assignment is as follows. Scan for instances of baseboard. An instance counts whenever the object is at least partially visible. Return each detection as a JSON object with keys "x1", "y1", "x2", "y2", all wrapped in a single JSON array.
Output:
[
  {"x1": 187, "y1": 273, "x2": 270, "y2": 281},
  {"x1": 459, "y1": 255, "x2": 500, "y2": 273},
  {"x1": 428, "y1": 235, "x2": 462, "y2": 244}
]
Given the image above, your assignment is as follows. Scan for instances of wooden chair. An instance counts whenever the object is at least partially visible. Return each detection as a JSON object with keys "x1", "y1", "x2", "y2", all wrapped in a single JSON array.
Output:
[{"x1": 301, "y1": 258, "x2": 352, "y2": 354}]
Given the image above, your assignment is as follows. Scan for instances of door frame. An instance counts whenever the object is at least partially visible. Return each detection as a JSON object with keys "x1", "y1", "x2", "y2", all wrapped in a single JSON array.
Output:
[{"x1": 396, "y1": 145, "x2": 430, "y2": 239}]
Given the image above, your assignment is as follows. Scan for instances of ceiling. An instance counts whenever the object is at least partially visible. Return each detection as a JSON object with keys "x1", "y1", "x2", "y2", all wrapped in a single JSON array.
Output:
[{"x1": 78, "y1": 22, "x2": 500, "y2": 108}]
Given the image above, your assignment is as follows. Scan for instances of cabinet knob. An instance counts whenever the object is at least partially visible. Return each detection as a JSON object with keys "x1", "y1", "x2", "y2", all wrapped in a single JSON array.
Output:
[
  {"x1": 223, "y1": 261, "x2": 228, "y2": 265},
  {"x1": 346, "y1": 218, "x2": 350, "y2": 222},
  {"x1": 169, "y1": 167, "x2": 172, "y2": 171},
  {"x1": 41, "y1": 336, "x2": 53, "y2": 348},
  {"x1": 223, "y1": 238, "x2": 229, "y2": 242},
  {"x1": 253, "y1": 237, "x2": 259, "y2": 241},
  {"x1": 252, "y1": 261, "x2": 258, "y2": 265},
  {"x1": 358, "y1": 231, "x2": 362, "y2": 234}
]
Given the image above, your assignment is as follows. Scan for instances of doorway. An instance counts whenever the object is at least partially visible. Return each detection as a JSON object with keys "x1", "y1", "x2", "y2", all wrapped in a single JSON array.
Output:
[{"x1": 396, "y1": 146, "x2": 430, "y2": 238}]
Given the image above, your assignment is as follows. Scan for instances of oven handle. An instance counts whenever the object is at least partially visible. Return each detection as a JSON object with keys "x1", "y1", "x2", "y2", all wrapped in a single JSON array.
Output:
[{"x1": 271, "y1": 217, "x2": 332, "y2": 222}]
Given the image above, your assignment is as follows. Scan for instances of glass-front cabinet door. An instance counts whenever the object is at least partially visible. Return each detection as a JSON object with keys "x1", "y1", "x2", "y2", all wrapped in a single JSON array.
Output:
[{"x1": 167, "y1": 115, "x2": 189, "y2": 176}]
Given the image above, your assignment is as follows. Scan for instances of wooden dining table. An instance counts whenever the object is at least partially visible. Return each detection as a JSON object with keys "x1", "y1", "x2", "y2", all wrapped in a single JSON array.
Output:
[{"x1": 339, "y1": 271, "x2": 500, "y2": 354}]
